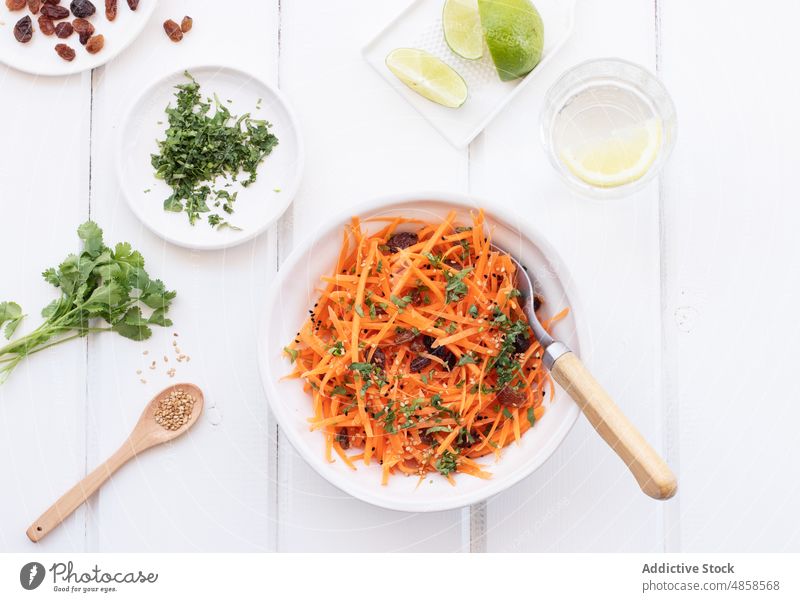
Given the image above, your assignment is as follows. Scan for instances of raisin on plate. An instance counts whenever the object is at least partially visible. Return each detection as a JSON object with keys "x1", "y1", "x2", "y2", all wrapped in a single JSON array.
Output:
[
  {"x1": 5, "y1": 0, "x2": 26, "y2": 11},
  {"x1": 104, "y1": 0, "x2": 116, "y2": 20},
  {"x1": 38, "y1": 15, "x2": 56, "y2": 35},
  {"x1": 180, "y1": 15, "x2": 192, "y2": 33},
  {"x1": 14, "y1": 16, "x2": 34, "y2": 43},
  {"x1": 55, "y1": 21, "x2": 73, "y2": 38},
  {"x1": 28, "y1": 0, "x2": 42, "y2": 13},
  {"x1": 126, "y1": 0, "x2": 138, "y2": 9},
  {"x1": 85, "y1": 33, "x2": 104, "y2": 53},
  {"x1": 70, "y1": 0, "x2": 95, "y2": 17},
  {"x1": 41, "y1": 4, "x2": 69, "y2": 18},
  {"x1": 55, "y1": 43, "x2": 76, "y2": 61}
]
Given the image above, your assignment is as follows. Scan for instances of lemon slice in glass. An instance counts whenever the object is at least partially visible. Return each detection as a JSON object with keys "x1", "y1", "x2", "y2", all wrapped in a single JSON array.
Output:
[
  {"x1": 385, "y1": 48, "x2": 468, "y2": 108},
  {"x1": 559, "y1": 118, "x2": 663, "y2": 188},
  {"x1": 443, "y1": 0, "x2": 483, "y2": 60}
]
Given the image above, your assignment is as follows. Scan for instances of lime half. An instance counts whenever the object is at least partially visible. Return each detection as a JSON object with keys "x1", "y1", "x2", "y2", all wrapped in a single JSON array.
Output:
[
  {"x1": 559, "y1": 118, "x2": 663, "y2": 188},
  {"x1": 385, "y1": 48, "x2": 468, "y2": 108},
  {"x1": 478, "y1": 0, "x2": 544, "y2": 81},
  {"x1": 443, "y1": 0, "x2": 483, "y2": 60}
]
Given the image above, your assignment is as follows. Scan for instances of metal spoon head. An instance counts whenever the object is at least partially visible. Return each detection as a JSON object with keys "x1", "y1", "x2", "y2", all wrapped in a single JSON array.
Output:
[
  {"x1": 489, "y1": 244, "x2": 554, "y2": 348},
  {"x1": 134, "y1": 383, "x2": 205, "y2": 448}
]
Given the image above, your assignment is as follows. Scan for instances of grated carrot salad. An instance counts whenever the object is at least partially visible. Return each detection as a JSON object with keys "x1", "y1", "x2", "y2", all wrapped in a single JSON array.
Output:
[{"x1": 283, "y1": 210, "x2": 569, "y2": 485}]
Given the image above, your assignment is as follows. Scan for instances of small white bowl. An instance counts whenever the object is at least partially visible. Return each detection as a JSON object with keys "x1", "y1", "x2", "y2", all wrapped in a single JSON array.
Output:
[
  {"x1": 259, "y1": 192, "x2": 585, "y2": 512},
  {"x1": 117, "y1": 65, "x2": 304, "y2": 250}
]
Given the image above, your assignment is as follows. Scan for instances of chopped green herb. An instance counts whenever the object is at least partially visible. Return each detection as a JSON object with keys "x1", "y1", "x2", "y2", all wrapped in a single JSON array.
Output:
[
  {"x1": 329, "y1": 340, "x2": 346, "y2": 356},
  {"x1": 390, "y1": 294, "x2": 413, "y2": 310},
  {"x1": 283, "y1": 346, "x2": 299, "y2": 362},
  {"x1": 435, "y1": 450, "x2": 459, "y2": 476},
  {"x1": 151, "y1": 71, "x2": 279, "y2": 229},
  {"x1": 457, "y1": 353, "x2": 476, "y2": 366},
  {"x1": 444, "y1": 267, "x2": 473, "y2": 304}
]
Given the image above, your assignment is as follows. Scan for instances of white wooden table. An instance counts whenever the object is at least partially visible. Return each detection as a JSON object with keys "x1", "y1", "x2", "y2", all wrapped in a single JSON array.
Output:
[{"x1": 2, "y1": 0, "x2": 799, "y2": 553}]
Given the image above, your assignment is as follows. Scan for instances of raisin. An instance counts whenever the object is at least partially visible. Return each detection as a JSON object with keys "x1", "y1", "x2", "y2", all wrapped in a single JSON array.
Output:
[
  {"x1": 163, "y1": 19, "x2": 182, "y2": 42},
  {"x1": 84, "y1": 33, "x2": 103, "y2": 53},
  {"x1": 410, "y1": 356, "x2": 431, "y2": 373},
  {"x1": 69, "y1": 0, "x2": 94, "y2": 17},
  {"x1": 41, "y1": 4, "x2": 69, "y2": 18},
  {"x1": 78, "y1": 30, "x2": 90, "y2": 44},
  {"x1": 393, "y1": 328, "x2": 416, "y2": 345},
  {"x1": 419, "y1": 430, "x2": 436, "y2": 446},
  {"x1": 444, "y1": 259, "x2": 462, "y2": 270},
  {"x1": 104, "y1": 0, "x2": 115, "y2": 20},
  {"x1": 5, "y1": 0, "x2": 26, "y2": 10},
  {"x1": 54, "y1": 42, "x2": 76, "y2": 61},
  {"x1": 126, "y1": 0, "x2": 138, "y2": 9},
  {"x1": 512, "y1": 332, "x2": 531, "y2": 354},
  {"x1": 42, "y1": 0, "x2": 61, "y2": 4},
  {"x1": 409, "y1": 336, "x2": 427, "y2": 353},
  {"x1": 369, "y1": 347, "x2": 386, "y2": 369},
  {"x1": 72, "y1": 16, "x2": 93, "y2": 33},
  {"x1": 533, "y1": 294, "x2": 543, "y2": 312},
  {"x1": 431, "y1": 345, "x2": 456, "y2": 369},
  {"x1": 180, "y1": 15, "x2": 192, "y2": 33},
  {"x1": 28, "y1": 0, "x2": 42, "y2": 13},
  {"x1": 38, "y1": 15, "x2": 56, "y2": 35},
  {"x1": 336, "y1": 429, "x2": 350, "y2": 450},
  {"x1": 55, "y1": 21, "x2": 73, "y2": 37},
  {"x1": 495, "y1": 386, "x2": 528, "y2": 408},
  {"x1": 13, "y1": 16, "x2": 33, "y2": 43},
  {"x1": 386, "y1": 232, "x2": 418, "y2": 252}
]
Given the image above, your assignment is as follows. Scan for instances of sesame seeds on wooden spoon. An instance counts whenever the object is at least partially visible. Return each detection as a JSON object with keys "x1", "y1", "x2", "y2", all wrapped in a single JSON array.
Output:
[{"x1": 26, "y1": 383, "x2": 204, "y2": 542}]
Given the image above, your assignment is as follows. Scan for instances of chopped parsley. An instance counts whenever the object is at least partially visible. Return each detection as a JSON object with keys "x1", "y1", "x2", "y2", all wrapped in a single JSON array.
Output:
[
  {"x1": 444, "y1": 267, "x2": 473, "y2": 304},
  {"x1": 152, "y1": 71, "x2": 279, "y2": 229},
  {"x1": 435, "y1": 450, "x2": 459, "y2": 476}
]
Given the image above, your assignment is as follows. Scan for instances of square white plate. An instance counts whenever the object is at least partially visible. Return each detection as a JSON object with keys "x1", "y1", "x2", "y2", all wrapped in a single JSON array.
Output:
[{"x1": 363, "y1": 0, "x2": 575, "y2": 148}]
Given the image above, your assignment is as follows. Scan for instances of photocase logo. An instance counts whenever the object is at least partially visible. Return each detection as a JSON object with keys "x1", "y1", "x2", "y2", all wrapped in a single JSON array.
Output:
[{"x1": 20, "y1": 562, "x2": 46, "y2": 591}]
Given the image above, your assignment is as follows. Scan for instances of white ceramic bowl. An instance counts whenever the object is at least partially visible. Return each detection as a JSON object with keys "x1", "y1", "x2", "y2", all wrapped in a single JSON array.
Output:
[{"x1": 259, "y1": 192, "x2": 585, "y2": 511}]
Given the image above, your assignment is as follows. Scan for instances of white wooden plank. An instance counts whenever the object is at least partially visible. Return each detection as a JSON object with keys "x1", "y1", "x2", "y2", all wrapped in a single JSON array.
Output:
[
  {"x1": 277, "y1": 0, "x2": 469, "y2": 551},
  {"x1": 470, "y1": 0, "x2": 667, "y2": 551},
  {"x1": 84, "y1": 0, "x2": 281, "y2": 551},
  {"x1": 660, "y1": 0, "x2": 800, "y2": 552},
  {"x1": 0, "y1": 70, "x2": 91, "y2": 551}
]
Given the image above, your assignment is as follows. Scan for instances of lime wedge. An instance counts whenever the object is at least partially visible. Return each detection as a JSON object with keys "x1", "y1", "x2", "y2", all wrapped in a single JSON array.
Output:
[
  {"x1": 559, "y1": 118, "x2": 663, "y2": 188},
  {"x1": 385, "y1": 48, "x2": 468, "y2": 108},
  {"x1": 478, "y1": 0, "x2": 544, "y2": 81},
  {"x1": 443, "y1": 0, "x2": 483, "y2": 60}
]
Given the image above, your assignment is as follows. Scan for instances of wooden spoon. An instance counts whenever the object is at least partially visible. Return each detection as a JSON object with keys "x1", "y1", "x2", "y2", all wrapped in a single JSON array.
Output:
[
  {"x1": 494, "y1": 245, "x2": 678, "y2": 500},
  {"x1": 26, "y1": 383, "x2": 204, "y2": 542}
]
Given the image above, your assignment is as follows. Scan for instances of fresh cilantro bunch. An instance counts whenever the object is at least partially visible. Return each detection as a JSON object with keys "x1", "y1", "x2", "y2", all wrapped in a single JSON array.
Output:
[
  {"x1": 152, "y1": 71, "x2": 280, "y2": 229},
  {"x1": 0, "y1": 222, "x2": 176, "y2": 384}
]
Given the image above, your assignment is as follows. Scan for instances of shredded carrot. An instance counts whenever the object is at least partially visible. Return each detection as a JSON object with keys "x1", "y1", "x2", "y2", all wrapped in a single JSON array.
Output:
[{"x1": 283, "y1": 211, "x2": 569, "y2": 483}]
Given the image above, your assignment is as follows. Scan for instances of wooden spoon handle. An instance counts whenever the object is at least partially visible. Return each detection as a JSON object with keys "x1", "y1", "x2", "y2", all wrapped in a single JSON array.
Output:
[
  {"x1": 550, "y1": 352, "x2": 677, "y2": 500},
  {"x1": 26, "y1": 441, "x2": 135, "y2": 542}
]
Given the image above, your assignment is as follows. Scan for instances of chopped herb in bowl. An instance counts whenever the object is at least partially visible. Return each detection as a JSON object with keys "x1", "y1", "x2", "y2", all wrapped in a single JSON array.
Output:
[{"x1": 151, "y1": 71, "x2": 279, "y2": 230}]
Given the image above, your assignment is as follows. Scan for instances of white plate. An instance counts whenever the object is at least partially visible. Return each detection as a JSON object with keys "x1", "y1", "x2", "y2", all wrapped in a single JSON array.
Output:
[
  {"x1": 0, "y1": 0, "x2": 157, "y2": 76},
  {"x1": 259, "y1": 191, "x2": 586, "y2": 512},
  {"x1": 117, "y1": 65, "x2": 304, "y2": 250},
  {"x1": 363, "y1": 0, "x2": 576, "y2": 148}
]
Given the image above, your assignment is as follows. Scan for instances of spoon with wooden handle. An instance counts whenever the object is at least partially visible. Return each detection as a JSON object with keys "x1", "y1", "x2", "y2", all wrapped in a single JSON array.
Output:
[
  {"x1": 26, "y1": 383, "x2": 204, "y2": 542},
  {"x1": 495, "y1": 246, "x2": 677, "y2": 499}
]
